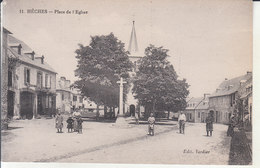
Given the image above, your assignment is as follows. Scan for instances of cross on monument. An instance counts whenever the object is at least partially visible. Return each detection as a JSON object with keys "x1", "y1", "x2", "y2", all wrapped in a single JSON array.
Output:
[{"x1": 117, "y1": 77, "x2": 127, "y2": 116}]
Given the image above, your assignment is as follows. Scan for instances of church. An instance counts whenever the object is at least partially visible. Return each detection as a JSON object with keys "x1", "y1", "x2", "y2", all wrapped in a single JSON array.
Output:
[{"x1": 124, "y1": 21, "x2": 145, "y2": 118}]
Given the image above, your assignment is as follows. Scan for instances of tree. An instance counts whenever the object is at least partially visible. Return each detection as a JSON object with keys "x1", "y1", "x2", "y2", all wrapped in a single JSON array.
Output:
[
  {"x1": 74, "y1": 33, "x2": 132, "y2": 118},
  {"x1": 132, "y1": 45, "x2": 189, "y2": 119}
]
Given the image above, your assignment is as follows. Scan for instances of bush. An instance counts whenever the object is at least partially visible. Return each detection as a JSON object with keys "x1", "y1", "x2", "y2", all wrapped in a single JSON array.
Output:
[{"x1": 1, "y1": 118, "x2": 10, "y2": 130}]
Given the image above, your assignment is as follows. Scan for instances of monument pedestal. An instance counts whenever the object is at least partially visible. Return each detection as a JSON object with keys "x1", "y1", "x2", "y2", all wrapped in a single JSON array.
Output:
[{"x1": 112, "y1": 114, "x2": 132, "y2": 128}]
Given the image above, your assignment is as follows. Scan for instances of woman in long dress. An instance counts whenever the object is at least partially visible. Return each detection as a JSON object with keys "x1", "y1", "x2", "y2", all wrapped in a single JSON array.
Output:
[{"x1": 55, "y1": 113, "x2": 64, "y2": 133}]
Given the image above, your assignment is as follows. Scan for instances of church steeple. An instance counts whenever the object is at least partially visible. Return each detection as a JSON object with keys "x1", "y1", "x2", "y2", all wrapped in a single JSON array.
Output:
[{"x1": 128, "y1": 21, "x2": 139, "y2": 53}]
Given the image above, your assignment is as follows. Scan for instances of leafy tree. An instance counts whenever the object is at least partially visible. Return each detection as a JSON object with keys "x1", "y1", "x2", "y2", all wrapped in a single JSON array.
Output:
[
  {"x1": 132, "y1": 45, "x2": 189, "y2": 119},
  {"x1": 74, "y1": 33, "x2": 132, "y2": 118}
]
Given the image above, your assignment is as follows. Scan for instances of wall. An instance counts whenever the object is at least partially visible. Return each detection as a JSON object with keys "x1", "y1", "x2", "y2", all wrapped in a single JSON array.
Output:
[
  {"x1": 209, "y1": 95, "x2": 234, "y2": 124},
  {"x1": 15, "y1": 64, "x2": 56, "y2": 92},
  {"x1": 1, "y1": 30, "x2": 8, "y2": 120},
  {"x1": 56, "y1": 90, "x2": 71, "y2": 113}
]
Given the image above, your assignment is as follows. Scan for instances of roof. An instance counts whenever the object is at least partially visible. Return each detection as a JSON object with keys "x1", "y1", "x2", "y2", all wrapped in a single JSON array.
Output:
[
  {"x1": 185, "y1": 96, "x2": 209, "y2": 110},
  {"x1": 7, "y1": 35, "x2": 57, "y2": 73},
  {"x1": 209, "y1": 73, "x2": 252, "y2": 98},
  {"x1": 3, "y1": 27, "x2": 12, "y2": 34}
]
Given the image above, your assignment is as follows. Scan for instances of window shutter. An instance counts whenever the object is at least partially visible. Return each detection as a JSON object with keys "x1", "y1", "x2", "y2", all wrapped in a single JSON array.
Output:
[
  {"x1": 28, "y1": 69, "x2": 30, "y2": 84},
  {"x1": 24, "y1": 68, "x2": 27, "y2": 84}
]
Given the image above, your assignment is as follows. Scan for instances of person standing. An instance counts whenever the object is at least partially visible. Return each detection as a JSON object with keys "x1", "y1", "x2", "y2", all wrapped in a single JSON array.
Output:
[
  {"x1": 178, "y1": 111, "x2": 186, "y2": 134},
  {"x1": 77, "y1": 116, "x2": 83, "y2": 134},
  {"x1": 206, "y1": 113, "x2": 214, "y2": 136},
  {"x1": 227, "y1": 114, "x2": 236, "y2": 137},
  {"x1": 135, "y1": 112, "x2": 139, "y2": 125},
  {"x1": 148, "y1": 113, "x2": 155, "y2": 136},
  {"x1": 73, "y1": 109, "x2": 81, "y2": 132},
  {"x1": 55, "y1": 113, "x2": 64, "y2": 133},
  {"x1": 66, "y1": 116, "x2": 74, "y2": 133}
]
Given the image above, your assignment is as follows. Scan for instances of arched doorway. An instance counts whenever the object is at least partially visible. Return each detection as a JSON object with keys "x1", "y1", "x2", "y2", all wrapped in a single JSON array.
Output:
[
  {"x1": 20, "y1": 91, "x2": 34, "y2": 119},
  {"x1": 130, "y1": 104, "x2": 135, "y2": 117}
]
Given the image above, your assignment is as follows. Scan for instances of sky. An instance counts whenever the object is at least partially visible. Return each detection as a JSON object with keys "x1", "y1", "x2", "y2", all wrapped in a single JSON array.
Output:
[{"x1": 2, "y1": 0, "x2": 253, "y2": 97}]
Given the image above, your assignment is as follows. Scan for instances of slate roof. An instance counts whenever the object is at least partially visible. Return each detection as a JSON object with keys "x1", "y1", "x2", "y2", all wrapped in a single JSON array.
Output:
[
  {"x1": 7, "y1": 35, "x2": 56, "y2": 73},
  {"x1": 209, "y1": 73, "x2": 252, "y2": 98}
]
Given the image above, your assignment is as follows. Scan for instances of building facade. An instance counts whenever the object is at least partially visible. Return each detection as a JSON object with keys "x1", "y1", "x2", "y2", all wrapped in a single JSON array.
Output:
[
  {"x1": 1, "y1": 28, "x2": 12, "y2": 122},
  {"x1": 7, "y1": 34, "x2": 57, "y2": 119},
  {"x1": 184, "y1": 94, "x2": 209, "y2": 123},
  {"x1": 56, "y1": 76, "x2": 96, "y2": 114},
  {"x1": 209, "y1": 72, "x2": 252, "y2": 124},
  {"x1": 56, "y1": 76, "x2": 72, "y2": 113}
]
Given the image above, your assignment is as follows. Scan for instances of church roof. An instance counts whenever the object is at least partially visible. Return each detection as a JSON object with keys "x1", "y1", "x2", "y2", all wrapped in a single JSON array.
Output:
[{"x1": 128, "y1": 21, "x2": 144, "y2": 58}]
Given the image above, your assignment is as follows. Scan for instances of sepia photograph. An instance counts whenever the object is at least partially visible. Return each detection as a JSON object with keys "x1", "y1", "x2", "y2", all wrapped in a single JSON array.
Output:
[{"x1": 1, "y1": 0, "x2": 256, "y2": 167}]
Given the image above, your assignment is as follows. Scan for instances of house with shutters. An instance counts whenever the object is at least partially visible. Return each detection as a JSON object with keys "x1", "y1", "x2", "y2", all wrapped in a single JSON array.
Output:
[
  {"x1": 184, "y1": 94, "x2": 210, "y2": 123},
  {"x1": 6, "y1": 33, "x2": 57, "y2": 119},
  {"x1": 208, "y1": 72, "x2": 252, "y2": 124}
]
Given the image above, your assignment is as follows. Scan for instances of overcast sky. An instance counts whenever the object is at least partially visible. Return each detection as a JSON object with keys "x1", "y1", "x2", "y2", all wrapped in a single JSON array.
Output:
[{"x1": 2, "y1": 0, "x2": 253, "y2": 97}]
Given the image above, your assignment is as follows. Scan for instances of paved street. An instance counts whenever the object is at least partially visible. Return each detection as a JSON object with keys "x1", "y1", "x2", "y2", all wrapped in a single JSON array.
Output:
[{"x1": 1, "y1": 117, "x2": 231, "y2": 164}]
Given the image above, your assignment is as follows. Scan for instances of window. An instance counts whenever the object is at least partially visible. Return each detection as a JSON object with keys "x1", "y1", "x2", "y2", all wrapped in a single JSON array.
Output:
[
  {"x1": 37, "y1": 72, "x2": 43, "y2": 88},
  {"x1": 8, "y1": 70, "x2": 12, "y2": 87},
  {"x1": 73, "y1": 96, "x2": 77, "y2": 101},
  {"x1": 79, "y1": 97, "x2": 83, "y2": 103},
  {"x1": 198, "y1": 112, "x2": 200, "y2": 118},
  {"x1": 45, "y1": 74, "x2": 48, "y2": 88},
  {"x1": 24, "y1": 68, "x2": 30, "y2": 84},
  {"x1": 62, "y1": 94, "x2": 64, "y2": 101},
  {"x1": 49, "y1": 76, "x2": 52, "y2": 88}
]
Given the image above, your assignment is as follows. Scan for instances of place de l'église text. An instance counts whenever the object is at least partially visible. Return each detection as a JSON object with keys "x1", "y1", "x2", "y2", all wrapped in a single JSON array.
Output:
[{"x1": 19, "y1": 9, "x2": 88, "y2": 15}]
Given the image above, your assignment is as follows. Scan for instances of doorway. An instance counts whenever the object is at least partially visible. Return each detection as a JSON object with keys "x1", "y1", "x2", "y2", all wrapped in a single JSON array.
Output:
[
  {"x1": 7, "y1": 90, "x2": 15, "y2": 118},
  {"x1": 20, "y1": 91, "x2": 34, "y2": 119},
  {"x1": 130, "y1": 104, "x2": 135, "y2": 117}
]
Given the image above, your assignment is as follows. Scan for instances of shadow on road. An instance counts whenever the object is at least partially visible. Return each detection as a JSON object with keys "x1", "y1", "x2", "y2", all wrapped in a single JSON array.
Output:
[{"x1": 6, "y1": 126, "x2": 24, "y2": 130}]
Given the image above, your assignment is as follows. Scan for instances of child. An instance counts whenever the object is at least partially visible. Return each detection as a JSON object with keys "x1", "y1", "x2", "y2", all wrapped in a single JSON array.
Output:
[
  {"x1": 66, "y1": 116, "x2": 74, "y2": 133},
  {"x1": 148, "y1": 113, "x2": 155, "y2": 136},
  {"x1": 77, "y1": 117, "x2": 83, "y2": 134}
]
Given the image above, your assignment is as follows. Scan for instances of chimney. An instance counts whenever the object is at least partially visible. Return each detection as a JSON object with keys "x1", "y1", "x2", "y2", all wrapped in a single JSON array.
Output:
[
  {"x1": 10, "y1": 44, "x2": 22, "y2": 55},
  {"x1": 25, "y1": 51, "x2": 35, "y2": 60},
  {"x1": 225, "y1": 78, "x2": 228, "y2": 81},
  {"x1": 41, "y1": 55, "x2": 44, "y2": 64},
  {"x1": 18, "y1": 44, "x2": 22, "y2": 55},
  {"x1": 216, "y1": 88, "x2": 220, "y2": 92},
  {"x1": 247, "y1": 71, "x2": 252, "y2": 75},
  {"x1": 204, "y1": 93, "x2": 210, "y2": 99}
]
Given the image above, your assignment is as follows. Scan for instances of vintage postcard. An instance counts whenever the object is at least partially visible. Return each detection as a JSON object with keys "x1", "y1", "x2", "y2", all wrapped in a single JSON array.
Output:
[{"x1": 1, "y1": 0, "x2": 256, "y2": 167}]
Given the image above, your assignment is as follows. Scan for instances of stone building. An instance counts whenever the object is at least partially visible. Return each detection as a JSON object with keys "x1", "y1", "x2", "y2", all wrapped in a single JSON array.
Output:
[
  {"x1": 1, "y1": 28, "x2": 12, "y2": 122},
  {"x1": 6, "y1": 34, "x2": 57, "y2": 119},
  {"x1": 238, "y1": 77, "x2": 252, "y2": 130},
  {"x1": 56, "y1": 76, "x2": 72, "y2": 113},
  {"x1": 184, "y1": 94, "x2": 209, "y2": 123},
  {"x1": 208, "y1": 72, "x2": 252, "y2": 124},
  {"x1": 56, "y1": 76, "x2": 94, "y2": 114}
]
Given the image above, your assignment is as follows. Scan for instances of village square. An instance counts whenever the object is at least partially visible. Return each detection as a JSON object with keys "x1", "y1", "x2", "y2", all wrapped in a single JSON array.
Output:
[{"x1": 1, "y1": 0, "x2": 253, "y2": 166}]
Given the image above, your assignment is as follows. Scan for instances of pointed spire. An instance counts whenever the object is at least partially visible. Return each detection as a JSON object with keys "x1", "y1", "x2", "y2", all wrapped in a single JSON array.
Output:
[{"x1": 128, "y1": 21, "x2": 139, "y2": 53}]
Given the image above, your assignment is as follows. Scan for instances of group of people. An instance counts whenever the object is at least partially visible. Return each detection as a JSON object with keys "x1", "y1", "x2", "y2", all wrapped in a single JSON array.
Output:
[
  {"x1": 55, "y1": 110, "x2": 83, "y2": 134},
  {"x1": 147, "y1": 111, "x2": 215, "y2": 136}
]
